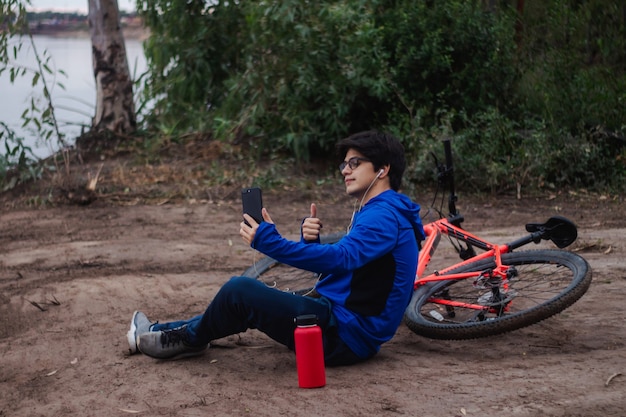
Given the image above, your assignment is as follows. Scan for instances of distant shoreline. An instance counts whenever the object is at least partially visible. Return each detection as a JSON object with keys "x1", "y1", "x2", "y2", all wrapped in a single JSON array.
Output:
[
  {"x1": 27, "y1": 15, "x2": 149, "y2": 41},
  {"x1": 30, "y1": 26, "x2": 150, "y2": 41},
  {"x1": 30, "y1": 25, "x2": 149, "y2": 41}
]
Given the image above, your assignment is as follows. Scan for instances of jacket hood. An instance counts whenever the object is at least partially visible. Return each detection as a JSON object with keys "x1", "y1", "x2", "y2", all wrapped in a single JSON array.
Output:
[{"x1": 369, "y1": 190, "x2": 425, "y2": 241}]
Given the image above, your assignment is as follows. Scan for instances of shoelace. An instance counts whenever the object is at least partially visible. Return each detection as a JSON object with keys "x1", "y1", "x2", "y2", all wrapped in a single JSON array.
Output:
[{"x1": 160, "y1": 326, "x2": 189, "y2": 347}]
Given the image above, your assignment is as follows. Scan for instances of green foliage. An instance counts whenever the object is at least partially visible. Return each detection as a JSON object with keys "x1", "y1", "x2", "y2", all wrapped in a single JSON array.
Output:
[
  {"x1": 134, "y1": 0, "x2": 626, "y2": 192},
  {"x1": 0, "y1": 0, "x2": 69, "y2": 190},
  {"x1": 138, "y1": 0, "x2": 516, "y2": 155},
  {"x1": 0, "y1": 1, "x2": 28, "y2": 72},
  {"x1": 379, "y1": 1, "x2": 518, "y2": 125},
  {"x1": 137, "y1": 0, "x2": 246, "y2": 133},
  {"x1": 0, "y1": 122, "x2": 43, "y2": 191},
  {"x1": 515, "y1": 0, "x2": 626, "y2": 132},
  {"x1": 217, "y1": 0, "x2": 391, "y2": 159},
  {"x1": 406, "y1": 109, "x2": 626, "y2": 194}
]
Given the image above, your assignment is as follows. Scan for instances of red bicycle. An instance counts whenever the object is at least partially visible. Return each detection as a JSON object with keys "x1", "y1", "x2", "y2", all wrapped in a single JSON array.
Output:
[{"x1": 243, "y1": 140, "x2": 592, "y2": 340}]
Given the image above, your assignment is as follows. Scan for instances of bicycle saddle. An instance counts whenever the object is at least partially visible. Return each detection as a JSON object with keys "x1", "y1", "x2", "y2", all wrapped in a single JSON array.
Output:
[{"x1": 525, "y1": 216, "x2": 578, "y2": 248}]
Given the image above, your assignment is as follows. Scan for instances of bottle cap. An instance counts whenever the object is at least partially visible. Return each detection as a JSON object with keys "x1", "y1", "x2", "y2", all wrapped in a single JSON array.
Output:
[{"x1": 295, "y1": 314, "x2": 318, "y2": 326}]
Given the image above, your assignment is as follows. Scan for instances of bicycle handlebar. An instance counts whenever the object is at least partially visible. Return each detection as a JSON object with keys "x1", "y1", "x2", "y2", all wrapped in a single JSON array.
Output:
[{"x1": 444, "y1": 139, "x2": 453, "y2": 171}]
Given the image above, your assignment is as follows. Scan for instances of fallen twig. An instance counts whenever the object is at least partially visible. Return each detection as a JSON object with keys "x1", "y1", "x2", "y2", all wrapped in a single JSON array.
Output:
[
  {"x1": 27, "y1": 300, "x2": 47, "y2": 312},
  {"x1": 605, "y1": 372, "x2": 622, "y2": 387},
  {"x1": 25, "y1": 295, "x2": 61, "y2": 311}
]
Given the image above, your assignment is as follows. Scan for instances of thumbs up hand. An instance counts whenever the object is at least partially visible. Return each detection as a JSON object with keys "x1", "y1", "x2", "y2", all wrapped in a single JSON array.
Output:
[{"x1": 302, "y1": 203, "x2": 323, "y2": 242}]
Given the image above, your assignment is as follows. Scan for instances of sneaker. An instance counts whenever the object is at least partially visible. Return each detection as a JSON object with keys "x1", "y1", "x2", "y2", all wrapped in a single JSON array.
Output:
[
  {"x1": 138, "y1": 325, "x2": 208, "y2": 360},
  {"x1": 127, "y1": 311, "x2": 154, "y2": 354}
]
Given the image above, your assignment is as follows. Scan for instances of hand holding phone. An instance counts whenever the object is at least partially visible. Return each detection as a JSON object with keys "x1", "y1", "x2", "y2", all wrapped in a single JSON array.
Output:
[{"x1": 241, "y1": 187, "x2": 264, "y2": 226}]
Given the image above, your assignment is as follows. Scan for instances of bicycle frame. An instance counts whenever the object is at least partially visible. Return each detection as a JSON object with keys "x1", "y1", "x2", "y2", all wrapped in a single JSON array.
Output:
[
  {"x1": 411, "y1": 138, "x2": 519, "y2": 313},
  {"x1": 416, "y1": 217, "x2": 511, "y2": 287},
  {"x1": 412, "y1": 139, "x2": 579, "y2": 314},
  {"x1": 413, "y1": 216, "x2": 516, "y2": 313}
]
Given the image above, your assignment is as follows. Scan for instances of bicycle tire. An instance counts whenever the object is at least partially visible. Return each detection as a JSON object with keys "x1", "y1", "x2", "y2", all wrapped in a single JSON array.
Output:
[
  {"x1": 404, "y1": 249, "x2": 592, "y2": 340},
  {"x1": 241, "y1": 232, "x2": 345, "y2": 294}
]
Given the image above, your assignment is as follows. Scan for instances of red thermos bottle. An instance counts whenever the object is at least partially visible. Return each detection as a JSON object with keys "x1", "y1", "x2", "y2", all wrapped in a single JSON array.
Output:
[{"x1": 294, "y1": 314, "x2": 326, "y2": 388}]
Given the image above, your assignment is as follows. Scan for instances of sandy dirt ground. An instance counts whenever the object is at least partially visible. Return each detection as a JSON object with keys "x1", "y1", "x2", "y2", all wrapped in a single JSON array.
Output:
[{"x1": 1, "y1": 180, "x2": 625, "y2": 417}]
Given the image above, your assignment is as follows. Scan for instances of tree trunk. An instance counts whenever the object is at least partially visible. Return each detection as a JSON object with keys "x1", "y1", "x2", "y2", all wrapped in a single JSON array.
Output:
[{"x1": 87, "y1": 0, "x2": 136, "y2": 134}]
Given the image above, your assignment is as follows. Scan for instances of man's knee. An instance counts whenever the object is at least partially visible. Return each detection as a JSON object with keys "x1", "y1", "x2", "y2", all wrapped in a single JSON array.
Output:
[{"x1": 221, "y1": 276, "x2": 263, "y2": 297}]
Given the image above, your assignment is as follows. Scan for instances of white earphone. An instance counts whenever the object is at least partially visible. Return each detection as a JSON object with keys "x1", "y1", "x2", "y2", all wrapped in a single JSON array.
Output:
[{"x1": 349, "y1": 168, "x2": 387, "y2": 231}]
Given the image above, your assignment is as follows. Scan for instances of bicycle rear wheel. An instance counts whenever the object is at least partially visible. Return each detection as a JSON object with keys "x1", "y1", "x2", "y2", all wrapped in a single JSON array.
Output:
[
  {"x1": 241, "y1": 232, "x2": 345, "y2": 294},
  {"x1": 404, "y1": 249, "x2": 592, "y2": 340}
]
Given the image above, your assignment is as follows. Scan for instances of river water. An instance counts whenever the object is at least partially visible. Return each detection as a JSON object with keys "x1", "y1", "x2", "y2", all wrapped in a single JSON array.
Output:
[{"x1": 0, "y1": 35, "x2": 147, "y2": 158}]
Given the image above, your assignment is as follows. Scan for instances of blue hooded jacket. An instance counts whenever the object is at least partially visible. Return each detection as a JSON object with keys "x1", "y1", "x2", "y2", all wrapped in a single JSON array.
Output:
[{"x1": 252, "y1": 190, "x2": 425, "y2": 358}]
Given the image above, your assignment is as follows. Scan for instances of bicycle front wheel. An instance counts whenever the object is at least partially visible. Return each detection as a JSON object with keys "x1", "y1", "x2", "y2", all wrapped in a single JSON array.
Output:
[
  {"x1": 404, "y1": 249, "x2": 592, "y2": 340},
  {"x1": 241, "y1": 232, "x2": 345, "y2": 294}
]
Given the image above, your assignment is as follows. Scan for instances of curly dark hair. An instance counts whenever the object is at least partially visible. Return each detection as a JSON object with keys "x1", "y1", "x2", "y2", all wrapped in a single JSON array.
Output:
[{"x1": 336, "y1": 131, "x2": 406, "y2": 191}]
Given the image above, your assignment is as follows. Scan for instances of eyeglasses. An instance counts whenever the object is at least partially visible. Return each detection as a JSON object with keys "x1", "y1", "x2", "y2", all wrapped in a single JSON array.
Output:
[{"x1": 339, "y1": 157, "x2": 370, "y2": 172}]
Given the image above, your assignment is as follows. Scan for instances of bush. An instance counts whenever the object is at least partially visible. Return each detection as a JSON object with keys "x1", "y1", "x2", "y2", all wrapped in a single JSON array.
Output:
[
  {"x1": 404, "y1": 111, "x2": 626, "y2": 195},
  {"x1": 515, "y1": 0, "x2": 626, "y2": 132},
  {"x1": 135, "y1": 0, "x2": 626, "y2": 192},
  {"x1": 379, "y1": 1, "x2": 517, "y2": 125},
  {"x1": 138, "y1": 1, "x2": 517, "y2": 157}
]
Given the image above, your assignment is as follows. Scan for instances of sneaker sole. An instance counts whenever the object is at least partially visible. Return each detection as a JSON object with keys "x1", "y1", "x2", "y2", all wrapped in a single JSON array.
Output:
[
  {"x1": 160, "y1": 346, "x2": 208, "y2": 361},
  {"x1": 137, "y1": 333, "x2": 208, "y2": 360},
  {"x1": 127, "y1": 311, "x2": 140, "y2": 354}
]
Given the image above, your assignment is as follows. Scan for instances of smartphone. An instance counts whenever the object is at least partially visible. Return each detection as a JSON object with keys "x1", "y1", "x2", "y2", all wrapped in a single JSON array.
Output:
[{"x1": 241, "y1": 187, "x2": 264, "y2": 225}]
